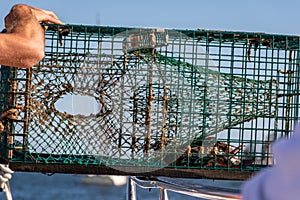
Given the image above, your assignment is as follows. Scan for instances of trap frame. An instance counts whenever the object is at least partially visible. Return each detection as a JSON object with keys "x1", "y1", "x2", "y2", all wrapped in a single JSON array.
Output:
[{"x1": 0, "y1": 24, "x2": 299, "y2": 180}]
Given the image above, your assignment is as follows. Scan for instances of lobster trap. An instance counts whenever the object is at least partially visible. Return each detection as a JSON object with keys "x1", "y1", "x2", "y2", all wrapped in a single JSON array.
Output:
[{"x1": 0, "y1": 24, "x2": 299, "y2": 180}]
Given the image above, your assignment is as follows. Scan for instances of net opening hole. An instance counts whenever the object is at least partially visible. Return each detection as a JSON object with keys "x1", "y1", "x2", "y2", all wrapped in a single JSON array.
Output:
[{"x1": 55, "y1": 94, "x2": 100, "y2": 116}]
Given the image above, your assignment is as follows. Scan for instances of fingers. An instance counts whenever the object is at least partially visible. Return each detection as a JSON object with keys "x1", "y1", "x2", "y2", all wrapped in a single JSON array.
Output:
[
  {"x1": 31, "y1": 7, "x2": 64, "y2": 25},
  {"x1": 43, "y1": 10, "x2": 60, "y2": 20},
  {"x1": 44, "y1": 17, "x2": 64, "y2": 25},
  {"x1": 37, "y1": 9, "x2": 64, "y2": 24}
]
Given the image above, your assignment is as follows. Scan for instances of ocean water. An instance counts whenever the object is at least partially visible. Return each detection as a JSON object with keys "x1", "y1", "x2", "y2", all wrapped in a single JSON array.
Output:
[{"x1": 0, "y1": 172, "x2": 243, "y2": 200}]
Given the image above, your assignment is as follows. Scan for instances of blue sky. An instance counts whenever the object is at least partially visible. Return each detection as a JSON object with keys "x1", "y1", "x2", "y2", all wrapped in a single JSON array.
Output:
[{"x1": 1, "y1": 0, "x2": 300, "y2": 35}]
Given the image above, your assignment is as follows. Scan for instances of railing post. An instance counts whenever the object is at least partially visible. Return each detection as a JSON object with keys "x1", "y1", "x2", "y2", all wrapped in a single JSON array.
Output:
[
  {"x1": 159, "y1": 188, "x2": 168, "y2": 200},
  {"x1": 126, "y1": 176, "x2": 136, "y2": 200}
]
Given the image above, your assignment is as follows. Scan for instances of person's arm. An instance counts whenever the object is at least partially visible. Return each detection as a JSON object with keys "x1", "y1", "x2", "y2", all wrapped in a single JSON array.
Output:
[{"x1": 0, "y1": 4, "x2": 63, "y2": 68}]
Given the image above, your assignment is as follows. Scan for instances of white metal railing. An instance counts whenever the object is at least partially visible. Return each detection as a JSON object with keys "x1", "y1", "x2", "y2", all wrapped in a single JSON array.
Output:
[{"x1": 127, "y1": 176, "x2": 242, "y2": 200}]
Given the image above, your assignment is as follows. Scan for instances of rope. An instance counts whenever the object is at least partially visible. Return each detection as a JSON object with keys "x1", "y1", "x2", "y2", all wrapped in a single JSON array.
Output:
[
  {"x1": 0, "y1": 108, "x2": 17, "y2": 200},
  {"x1": 0, "y1": 164, "x2": 14, "y2": 200}
]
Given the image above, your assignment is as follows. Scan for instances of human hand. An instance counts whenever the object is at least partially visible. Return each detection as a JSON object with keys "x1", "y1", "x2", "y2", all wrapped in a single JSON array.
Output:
[
  {"x1": 1, "y1": 4, "x2": 64, "y2": 68},
  {"x1": 5, "y1": 4, "x2": 63, "y2": 32}
]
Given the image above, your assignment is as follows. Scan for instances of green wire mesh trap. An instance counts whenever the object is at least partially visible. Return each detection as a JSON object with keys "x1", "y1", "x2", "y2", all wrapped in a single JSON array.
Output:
[{"x1": 0, "y1": 24, "x2": 299, "y2": 180}]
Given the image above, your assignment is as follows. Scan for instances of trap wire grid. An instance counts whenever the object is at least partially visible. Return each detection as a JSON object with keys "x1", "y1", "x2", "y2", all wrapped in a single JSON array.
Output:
[{"x1": 0, "y1": 24, "x2": 299, "y2": 180}]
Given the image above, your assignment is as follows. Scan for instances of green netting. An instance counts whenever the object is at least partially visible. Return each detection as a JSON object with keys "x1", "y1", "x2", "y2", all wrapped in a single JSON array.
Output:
[{"x1": 0, "y1": 24, "x2": 299, "y2": 179}]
